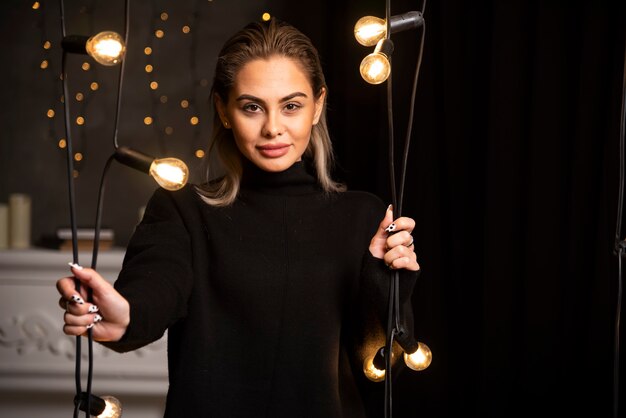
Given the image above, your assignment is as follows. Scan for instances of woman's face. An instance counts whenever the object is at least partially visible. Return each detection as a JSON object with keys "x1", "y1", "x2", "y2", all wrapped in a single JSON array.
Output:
[{"x1": 216, "y1": 56, "x2": 325, "y2": 172}]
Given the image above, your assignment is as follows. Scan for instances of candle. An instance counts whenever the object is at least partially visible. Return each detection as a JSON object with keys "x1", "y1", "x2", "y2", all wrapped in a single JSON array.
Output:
[
  {"x1": 9, "y1": 193, "x2": 31, "y2": 249},
  {"x1": 0, "y1": 204, "x2": 8, "y2": 249}
]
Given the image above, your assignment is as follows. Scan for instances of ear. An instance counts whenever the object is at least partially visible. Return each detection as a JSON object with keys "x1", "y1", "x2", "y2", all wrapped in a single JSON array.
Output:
[
  {"x1": 214, "y1": 93, "x2": 230, "y2": 127},
  {"x1": 312, "y1": 87, "x2": 326, "y2": 125}
]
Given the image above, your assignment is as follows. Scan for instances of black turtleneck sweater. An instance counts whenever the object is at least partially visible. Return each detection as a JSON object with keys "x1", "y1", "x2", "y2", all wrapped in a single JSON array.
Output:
[{"x1": 104, "y1": 161, "x2": 418, "y2": 418}]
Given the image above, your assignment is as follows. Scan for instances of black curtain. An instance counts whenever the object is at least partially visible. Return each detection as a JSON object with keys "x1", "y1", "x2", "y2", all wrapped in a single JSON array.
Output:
[{"x1": 281, "y1": 1, "x2": 626, "y2": 417}]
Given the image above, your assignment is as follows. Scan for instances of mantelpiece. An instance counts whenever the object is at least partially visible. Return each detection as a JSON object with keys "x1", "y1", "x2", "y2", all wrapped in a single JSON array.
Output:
[{"x1": 0, "y1": 248, "x2": 167, "y2": 417}]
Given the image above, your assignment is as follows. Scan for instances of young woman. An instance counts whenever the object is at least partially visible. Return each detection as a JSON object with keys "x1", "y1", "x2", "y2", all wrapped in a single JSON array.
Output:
[{"x1": 57, "y1": 18, "x2": 420, "y2": 417}]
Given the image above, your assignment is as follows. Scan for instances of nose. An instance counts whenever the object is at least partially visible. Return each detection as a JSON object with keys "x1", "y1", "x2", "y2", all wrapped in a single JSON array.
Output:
[{"x1": 262, "y1": 111, "x2": 284, "y2": 138}]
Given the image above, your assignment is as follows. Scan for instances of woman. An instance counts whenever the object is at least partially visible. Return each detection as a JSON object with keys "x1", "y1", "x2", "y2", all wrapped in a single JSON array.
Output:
[{"x1": 57, "y1": 18, "x2": 420, "y2": 417}]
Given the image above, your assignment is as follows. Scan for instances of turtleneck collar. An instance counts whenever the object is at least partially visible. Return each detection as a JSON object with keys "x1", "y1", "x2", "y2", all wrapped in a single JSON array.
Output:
[{"x1": 240, "y1": 159, "x2": 320, "y2": 196}]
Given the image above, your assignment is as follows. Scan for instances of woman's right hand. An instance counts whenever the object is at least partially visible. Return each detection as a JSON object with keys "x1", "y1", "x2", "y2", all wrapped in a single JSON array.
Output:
[{"x1": 56, "y1": 263, "x2": 130, "y2": 342}]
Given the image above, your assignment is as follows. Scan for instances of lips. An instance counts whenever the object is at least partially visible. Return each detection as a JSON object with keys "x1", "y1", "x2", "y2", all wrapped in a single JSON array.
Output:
[{"x1": 257, "y1": 143, "x2": 291, "y2": 158}]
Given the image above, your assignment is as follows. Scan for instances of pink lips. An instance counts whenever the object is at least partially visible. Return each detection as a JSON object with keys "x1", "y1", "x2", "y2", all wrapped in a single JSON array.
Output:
[{"x1": 257, "y1": 143, "x2": 291, "y2": 158}]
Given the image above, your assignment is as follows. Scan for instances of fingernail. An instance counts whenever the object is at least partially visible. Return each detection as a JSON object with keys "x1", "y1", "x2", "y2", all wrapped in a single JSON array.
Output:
[
  {"x1": 68, "y1": 262, "x2": 83, "y2": 270},
  {"x1": 387, "y1": 204, "x2": 393, "y2": 211},
  {"x1": 385, "y1": 223, "x2": 397, "y2": 233},
  {"x1": 93, "y1": 314, "x2": 103, "y2": 323},
  {"x1": 88, "y1": 305, "x2": 99, "y2": 313},
  {"x1": 71, "y1": 294, "x2": 85, "y2": 305},
  {"x1": 86, "y1": 323, "x2": 94, "y2": 329}
]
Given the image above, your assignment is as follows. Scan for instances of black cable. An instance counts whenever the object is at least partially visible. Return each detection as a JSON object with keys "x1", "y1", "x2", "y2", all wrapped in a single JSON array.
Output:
[
  {"x1": 612, "y1": 32, "x2": 626, "y2": 418},
  {"x1": 59, "y1": 2, "x2": 83, "y2": 416},
  {"x1": 112, "y1": 0, "x2": 130, "y2": 149},
  {"x1": 383, "y1": 0, "x2": 397, "y2": 415},
  {"x1": 397, "y1": 20, "x2": 426, "y2": 217},
  {"x1": 382, "y1": 1, "x2": 428, "y2": 417},
  {"x1": 615, "y1": 254, "x2": 623, "y2": 418},
  {"x1": 91, "y1": 156, "x2": 114, "y2": 270},
  {"x1": 60, "y1": 0, "x2": 129, "y2": 415},
  {"x1": 85, "y1": 0, "x2": 130, "y2": 411}
]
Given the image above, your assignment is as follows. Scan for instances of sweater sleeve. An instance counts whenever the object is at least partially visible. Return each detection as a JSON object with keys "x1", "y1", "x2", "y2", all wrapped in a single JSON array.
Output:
[
  {"x1": 360, "y1": 252, "x2": 420, "y2": 341},
  {"x1": 101, "y1": 187, "x2": 194, "y2": 353}
]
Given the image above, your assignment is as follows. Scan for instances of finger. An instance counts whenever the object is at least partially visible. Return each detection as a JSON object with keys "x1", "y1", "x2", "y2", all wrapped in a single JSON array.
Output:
[
  {"x1": 384, "y1": 246, "x2": 420, "y2": 271},
  {"x1": 386, "y1": 216, "x2": 415, "y2": 234},
  {"x1": 64, "y1": 311, "x2": 102, "y2": 327},
  {"x1": 369, "y1": 205, "x2": 395, "y2": 258},
  {"x1": 62, "y1": 298, "x2": 100, "y2": 316},
  {"x1": 378, "y1": 205, "x2": 395, "y2": 235},
  {"x1": 69, "y1": 264, "x2": 114, "y2": 296},
  {"x1": 386, "y1": 230, "x2": 413, "y2": 250},
  {"x1": 56, "y1": 276, "x2": 82, "y2": 299},
  {"x1": 386, "y1": 255, "x2": 419, "y2": 271}
]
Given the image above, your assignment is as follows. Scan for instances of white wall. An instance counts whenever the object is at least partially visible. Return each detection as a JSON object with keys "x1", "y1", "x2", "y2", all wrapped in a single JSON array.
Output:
[{"x1": 0, "y1": 249, "x2": 168, "y2": 418}]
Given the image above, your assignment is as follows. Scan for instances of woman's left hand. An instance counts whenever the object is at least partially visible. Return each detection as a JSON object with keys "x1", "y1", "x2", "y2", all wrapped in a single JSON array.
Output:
[{"x1": 369, "y1": 205, "x2": 420, "y2": 271}]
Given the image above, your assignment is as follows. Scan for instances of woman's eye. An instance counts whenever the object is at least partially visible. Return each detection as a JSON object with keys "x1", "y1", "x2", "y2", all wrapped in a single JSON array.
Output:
[
  {"x1": 284, "y1": 103, "x2": 301, "y2": 112},
  {"x1": 243, "y1": 103, "x2": 261, "y2": 112}
]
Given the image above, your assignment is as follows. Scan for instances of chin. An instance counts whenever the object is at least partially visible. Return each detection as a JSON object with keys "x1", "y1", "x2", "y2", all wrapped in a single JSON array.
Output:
[
  {"x1": 257, "y1": 161, "x2": 294, "y2": 172},
  {"x1": 250, "y1": 154, "x2": 300, "y2": 172}
]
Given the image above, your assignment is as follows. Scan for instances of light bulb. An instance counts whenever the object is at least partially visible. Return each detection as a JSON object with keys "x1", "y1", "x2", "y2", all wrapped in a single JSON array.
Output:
[
  {"x1": 360, "y1": 39, "x2": 394, "y2": 85},
  {"x1": 403, "y1": 341, "x2": 432, "y2": 371},
  {"x1": 149, "y1": 158, "x2": 189, "y2": 191},
  {"x1": 86, "y1": 31, "x2": 125, "y2": 66},
  {"x1": 363, "y1": 347, "x2": 387, "y2": 382},
  {"x1": 114, "y1": 146, "x2": 189, "y2": 191},
  {"x1": 75, "y1": 392, "x2": 122, "y2": 418},
  {"x1": 354, "y1": 12, "x2": 424, "y2": 47},
  {"x1": 97, "y1": 396, "x2": 122, "y2": 418},
  {"x1": 354, "y1": 15, "x2": 387, "y2": 47},
  {"x1": 360, "y1": 54, "x2": 391, "y2": 84}
]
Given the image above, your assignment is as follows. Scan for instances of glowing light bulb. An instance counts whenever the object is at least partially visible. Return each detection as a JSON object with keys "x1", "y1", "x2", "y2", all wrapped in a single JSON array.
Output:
[
  {"x1": 86, "y1": 31, "x2": 126, "y2": 66},
  {"x1": 354, "y1": 15, "x2": 387, "y2": 47},
  {"x1": 403, "y1": 341, "x2": 432, "y2": 371},
  {"x1": 97, "y1": 396, "x2": 122, "y2": 418},
  {"x1": 149, "y1": 158, "x2": 189, "y2": 191},
  {"x1": 114, "y1": 146, "x2": 189, "y2": 191},
  {"x1": 360, "y1": 38, "x2": 394, "y2": 84},
  {"x1": 363, "y1": 347, "x2": 387, "y2": 382},
  {"x1": 75, "y1": 392, "x2": 122, "y2": 418}
]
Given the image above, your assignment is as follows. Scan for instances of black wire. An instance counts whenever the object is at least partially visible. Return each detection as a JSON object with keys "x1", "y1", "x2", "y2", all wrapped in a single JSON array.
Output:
[
  {"x1": 615, "y1": 254, "x2": 623, "y2": 418},
  {"x1": 382, "y1": 1, "x2": 428, "y2": 417},
  {"x1": 91, "y1": 156, "x2": 114, "y2": 270},
  {"x1": 383, "y1": 0, "x2": 396, "y2": 416},
  {"x1": 612, "y1": 33, "x2": 626, "y2": 418},
  {"x1": 85, "y1": 0, "x2": 130, "y2": 412},
  {"x1": 112, "y1": 0, "x2": 130, "y2": 149},
  {"x1": 384, "y1": 275, "x2": 396, "y2": 418},
  {"x1": 61, "y1": 0, "x2": 130, "y2": 415},
  {"x1": 59, "y1": 3, "x2": 83, "y2": 416},
  {"x1": 397, "y1": 22, "x2": 426, "y2": 216}
]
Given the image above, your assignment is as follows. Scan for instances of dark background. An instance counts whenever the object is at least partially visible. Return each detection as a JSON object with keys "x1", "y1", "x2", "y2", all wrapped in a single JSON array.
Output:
[{"x1": 1, "y1": 0, "x2": 625, "y2": 417}]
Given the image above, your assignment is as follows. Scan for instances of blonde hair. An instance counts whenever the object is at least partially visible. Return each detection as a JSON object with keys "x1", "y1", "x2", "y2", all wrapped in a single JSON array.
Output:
[{"x1": 196, "y1": 18, "x2": 345, "y2": 206}]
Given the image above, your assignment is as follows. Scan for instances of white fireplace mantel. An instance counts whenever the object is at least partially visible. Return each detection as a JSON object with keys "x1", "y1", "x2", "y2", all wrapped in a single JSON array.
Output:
[{"x1": 0, "y1": 248, "x2": 168, "y2": 417}]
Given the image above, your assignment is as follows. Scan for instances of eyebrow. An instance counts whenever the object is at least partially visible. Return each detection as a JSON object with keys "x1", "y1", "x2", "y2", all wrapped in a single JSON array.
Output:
[{"x1": 235, "y1": 92, "x2": 309, "y2": 104}]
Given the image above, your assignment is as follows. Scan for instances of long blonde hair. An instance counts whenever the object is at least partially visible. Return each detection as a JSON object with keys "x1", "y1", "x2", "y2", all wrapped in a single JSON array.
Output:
[{"x1": 196, "y1": 18, "x2": 345, "y2": 206}]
